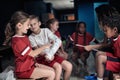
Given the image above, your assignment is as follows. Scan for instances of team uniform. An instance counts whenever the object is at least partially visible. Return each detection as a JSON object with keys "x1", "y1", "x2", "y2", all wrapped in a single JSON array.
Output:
[
  {"x1": 106, "y1": 35, "x2": 120, "y2": 72},
  {"x1": 12, "y1": 35, "x2": 34, "y2": 78},
  {"x1": 70, "y1": 32, "x2": 95, "y2": 53},
  {"x1": 55, "y1": 31, "x2": 61, "y2": 38},
  {"x1": 29, "y1": 28, "x2": 64, "y2": 67}
]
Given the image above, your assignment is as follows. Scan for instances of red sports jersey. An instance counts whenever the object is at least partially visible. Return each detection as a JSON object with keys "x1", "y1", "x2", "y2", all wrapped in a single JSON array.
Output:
[
  {"x1": 113, "y1": 35, "x2": 120, "y2": 58},
  {"x1": 71, "y1": 32, "x2": 94, "y2": 53},
  {"x1": 12, "y1": 35, "x2": 34, "y2": 78},
  {"x1": 106, "y1": 35, "x2": 120, "y2": 72},
  {"x1": 55, "y1": 31, "x2": 61, "y2": 38}
]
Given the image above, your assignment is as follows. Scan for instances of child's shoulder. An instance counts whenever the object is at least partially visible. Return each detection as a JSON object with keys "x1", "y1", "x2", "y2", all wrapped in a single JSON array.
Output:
[
  {"x1": 117, "y1": 35, "x2": 120, "y2": 41},
  {"x1": 71, "y1": 32, "x2": 76, "y2": 35},
  {"x1": 12, "y1": 35, "x2": 27, "y2": 43},
  {"x1": 86, "y1": 32, "x2": 93, "y2": 37},
  {"x1": 86, "y1": 32, "x2": 92, "y2": 35},
  {"x1": 40, "y1": 28, "x2": 51, "y2": 33},
  {"x1": 118, "y1": 35, "x2": 120, "y2": 38},
  {"x1": 41, "y1": 28, "x2": 49, "y2": 31},
  {"x1": 12, "y1": 37, "x2": 22, "y2": 45},
  {"x1": 114, "y1": 35, "x2": 120, "y2": 42}
]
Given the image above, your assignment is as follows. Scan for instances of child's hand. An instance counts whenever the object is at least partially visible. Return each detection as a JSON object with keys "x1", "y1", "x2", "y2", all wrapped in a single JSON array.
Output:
[
  {"x1": 45, "y1": 55, "x2": 54, "y2": 62},
  {"x1": 39, "y1": 52, "x2": 46, "y2": 56},
  {"x1": 84, "y1": 45, "x2": 93, "y2": 51},
  {"x1": 35, "y1": 63, "x2": 41, "y2": 67},
  {"x1": 61, "y1": 50, "x2": 68, "y2": 59},
  {"x1": 43, "y1": 44, "x2": 52, "y2": 49}
]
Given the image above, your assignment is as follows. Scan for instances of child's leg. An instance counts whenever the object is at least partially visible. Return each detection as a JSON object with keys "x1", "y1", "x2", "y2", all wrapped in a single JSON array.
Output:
[
  {"x1": 35, "y1": 63, "x2": 54, "y2": 71},
  {"x1": 53, "y1": 62, "x2": 62, "y2": 80},
  {"x1": 61, "y1": 60, "x2": 72, "y2": 80},
  {"x1": 30, "y1": 67, "x2": 55, "y2": 80},
  {"x1": 96, "y1": 51, "x2": 107, "y2": 79},
  {"x1": 80, "y1": 52, "x2": 89, "y2": 67},
  {"x1": 113, "y1": 73, "x2": 120, "y2": 80},
  {"x1": 95, "y1": 51, "x2": 104, "y2": 72},
  {"x1": 71, "y1": 52, "x2": 79, "y2": 66}
]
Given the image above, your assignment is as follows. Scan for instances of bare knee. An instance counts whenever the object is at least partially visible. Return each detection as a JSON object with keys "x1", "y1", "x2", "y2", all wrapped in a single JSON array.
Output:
[
  {"x1": 49, "y1": 70, "x2": 55, "y2": 79},
  {"x1": 97, "y1": 54, "x2": 107, "y2": 63},
  {"x1": 67, "y1": 62, "x2": 72, "y2": 72},
  {"x1": 63, "y1": 61, "x2": 72, "y2": 72},
  {"x1": 96, "y1": 51, "x2": 104, "y2": 57},
  {"x1": 53, "y1": 63, "x2": 62, "y2": 71}
]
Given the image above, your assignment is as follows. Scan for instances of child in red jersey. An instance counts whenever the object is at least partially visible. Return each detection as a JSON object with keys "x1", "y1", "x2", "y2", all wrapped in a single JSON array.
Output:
[
  {"x1": 70, "y1": 21, "x2": 98, "y2": 72},
  {"x1": 84, "y1": 15, "x2": 120, "y2": 80},
  {"x1": 46, "y1": 18, "x2": 68, "y2": 59},
  {"x1": 4, "y1": 11, "x2": 55, "y2": 80}
]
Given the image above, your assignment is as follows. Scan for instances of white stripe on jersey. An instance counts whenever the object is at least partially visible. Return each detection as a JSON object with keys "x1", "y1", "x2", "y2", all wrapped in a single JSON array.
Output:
[{"x1": 21, "y1": 46, "x2": 30, "y2": 55}]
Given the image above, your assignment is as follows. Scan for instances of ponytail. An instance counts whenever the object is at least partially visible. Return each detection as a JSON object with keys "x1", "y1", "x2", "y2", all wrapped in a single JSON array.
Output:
[
  {"x1": 3, "y1": 11, "x2": 29, "y2": 46},
  {"x1": 3, "y1": 22, "x2": 15, "y2": 46}
]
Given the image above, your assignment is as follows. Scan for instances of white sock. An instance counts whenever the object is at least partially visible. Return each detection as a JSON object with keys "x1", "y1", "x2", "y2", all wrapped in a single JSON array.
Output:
[{"x1": 97, "y1": 77, "x2": 103, "y2": 80}]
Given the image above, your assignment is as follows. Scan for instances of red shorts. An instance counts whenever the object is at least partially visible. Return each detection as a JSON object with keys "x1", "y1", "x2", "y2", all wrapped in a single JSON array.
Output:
[
  {"x1": 36, "y1": 54, "x2": 64, "y2": 67},
  {"x1": 16, "y1": 67, "x2": 34, "y2": 78},
  {"x1": 106, "y1": 52, "x2": 120, "y2": 72},
  {"x1": 15, "y1": 55, "x2": 35, "y2": 78}
]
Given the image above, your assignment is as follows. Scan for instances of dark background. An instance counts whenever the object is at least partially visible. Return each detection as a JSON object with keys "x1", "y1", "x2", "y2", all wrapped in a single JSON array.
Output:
[{"x1": 0, "y1": 0, "x2": 120, "y2": 45}]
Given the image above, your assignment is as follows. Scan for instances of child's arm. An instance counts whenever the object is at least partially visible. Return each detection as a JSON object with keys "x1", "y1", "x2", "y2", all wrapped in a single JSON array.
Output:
[
  {"x1": 93, "y1": 38, "x2": 99, "y2": 44},
  {"x1": 60, "y1": 44, "x2": 65, "y2": 52},
  {"x1": 45, "y1": 28, "x2": 62, "y2": 60},
  {"x1": 75, "y1": 44, "x2": 100, "y2": 51},
  {"x1": 29, "y1": 44, "x2": 51, "y2": 57},
  {"x1": 84, "y1": 44, "x2": 102, "y2": 51},
  {"x1": 64, "y1": 35, "x2": 74, "y2": 51}
]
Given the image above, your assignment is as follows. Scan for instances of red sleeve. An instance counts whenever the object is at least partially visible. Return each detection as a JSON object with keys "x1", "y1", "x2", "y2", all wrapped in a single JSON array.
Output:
[
  {"x1": 12, "y1": 39, "x2": 32, "y2": 57},
  {"x1": 86, "y1": 32, "x2": 94, "y2": 42},
  {"x1": 55, "y1": 31, "x2": 61, "y2": 38},
  {"x1": 114, "y1": 36, "x2": 120, "y2": 58},
  {"x1": 70, "y1": 32, "x2": 76, "y2": 41}
]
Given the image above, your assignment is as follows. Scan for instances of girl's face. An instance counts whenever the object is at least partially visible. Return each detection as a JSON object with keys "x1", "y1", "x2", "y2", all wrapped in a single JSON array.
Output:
[
  {"x1": 103, "y1": 25, "x2": 117, "y2": 38},
  {"x1": 30, "y1": 18, "x2": 41, "y2": 33},
  {"x1": 17, "y1": 19, "x2": 30, "y2": 34},
  {"x1": 50, "y1": 21, "x2": 59, "y2": 32},
  {"x1": 78, "y1": 23, "x2": 86, "y2": 34}
]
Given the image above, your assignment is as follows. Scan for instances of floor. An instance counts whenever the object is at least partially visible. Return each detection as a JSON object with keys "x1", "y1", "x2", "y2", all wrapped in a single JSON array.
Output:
[{"x1": 69, "y1": 51, "x2": 96, "y2": 80}]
